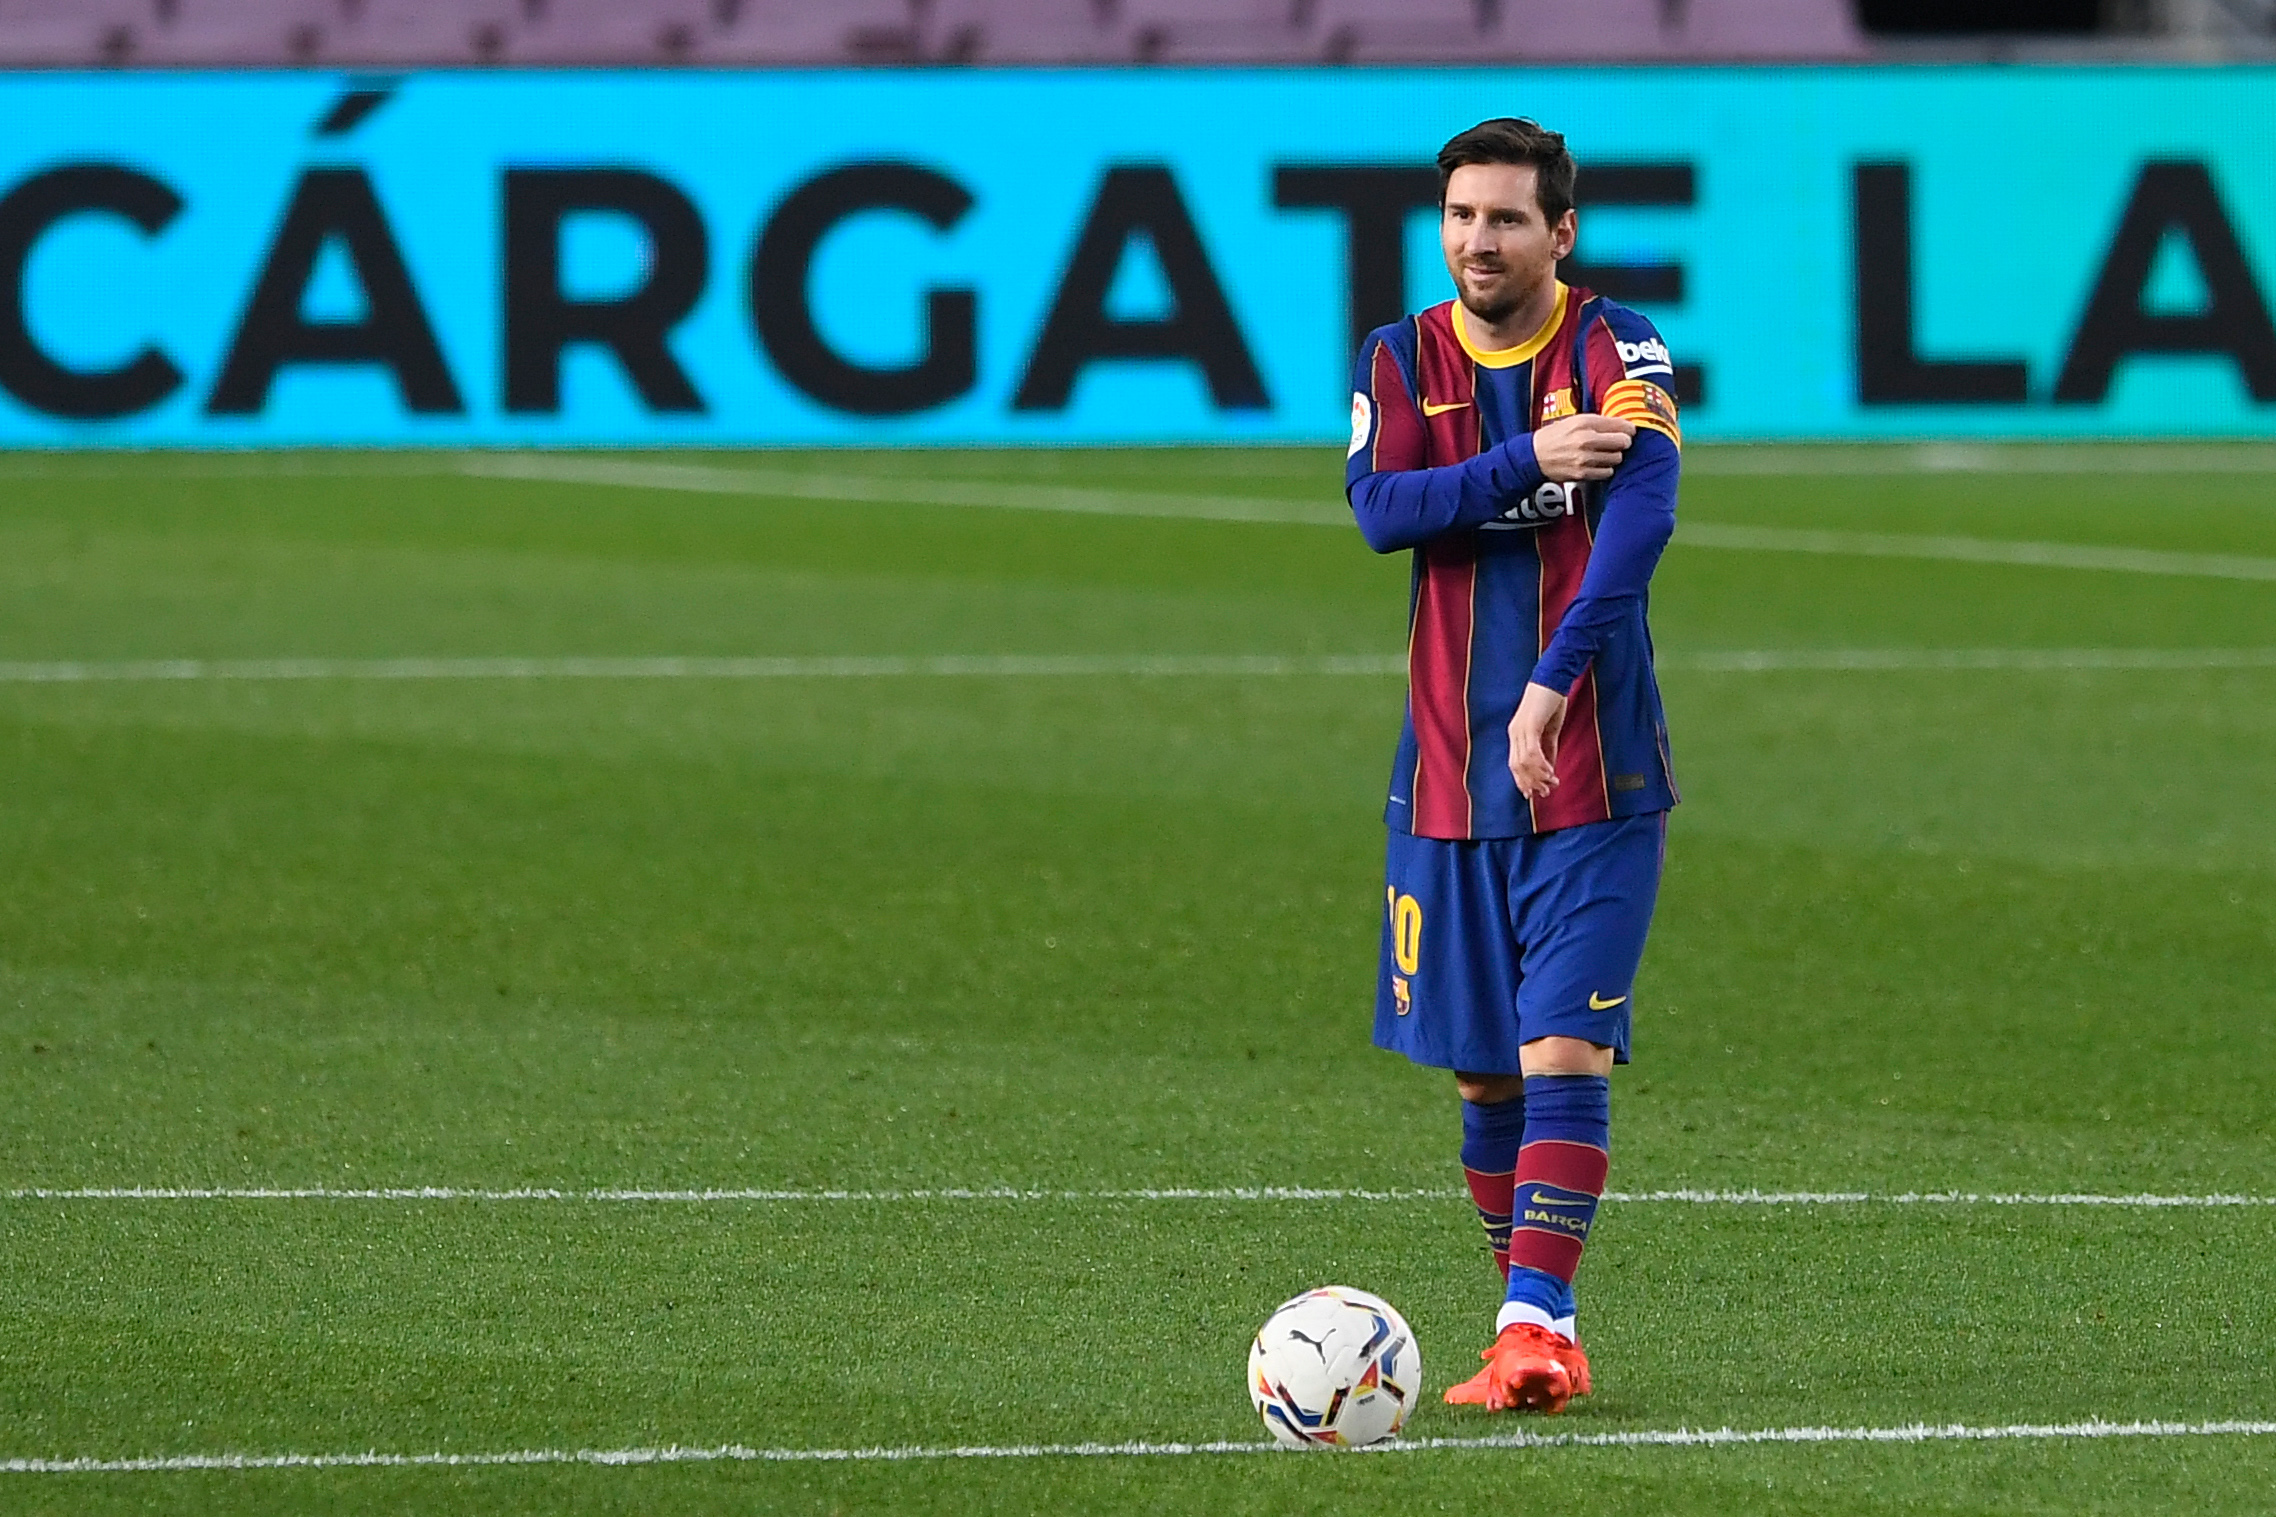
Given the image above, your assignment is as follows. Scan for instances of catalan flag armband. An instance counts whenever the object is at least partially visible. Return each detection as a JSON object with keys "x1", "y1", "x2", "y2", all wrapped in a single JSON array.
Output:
[{"x1": 1601, "y1": 378, "x2": 1681, "y2": 450}]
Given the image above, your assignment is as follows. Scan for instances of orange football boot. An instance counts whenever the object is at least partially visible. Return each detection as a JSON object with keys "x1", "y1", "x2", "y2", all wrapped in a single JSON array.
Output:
[{"x1": 1441, "y1": 1323, "x2": 1591, "y2": 1412}]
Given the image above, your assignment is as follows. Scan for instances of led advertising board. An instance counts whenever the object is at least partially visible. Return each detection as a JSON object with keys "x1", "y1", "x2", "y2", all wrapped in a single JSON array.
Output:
[{"x1": 1, "y1": 68, "x2": 2271, "y2": 445}]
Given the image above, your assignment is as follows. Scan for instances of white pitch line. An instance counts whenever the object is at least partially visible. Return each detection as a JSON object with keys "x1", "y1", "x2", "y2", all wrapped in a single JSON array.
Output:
[
  {"x1": 10, "y1": 444, "x2": 2273, "y2": 581},
  {"x1": 0, "y1": 654, "x2": 1406, "y2": 684},
  {"x1": 468, "y1": 455, "x2": 2276, "y2": 581},
  {"x1": 1678, "y1": 523, "x2": 2276, "y2": 582},
  {"x1": 4, "y1": 649, "x2": 2276, "y2": 685},
  {"x1": 455, "y1": 455, "x2": 1353, "y2": 526},
  {"x1": 6, "y1": 441, "x2": 2276, "y2": 485},
  {"x1": 7, "y1": 1418, "x2": 2275, "y2": 1473},
  {"x1": 455, "y1": 457, "x2": 2276, "y2": 584},
  {"x1": 1674, "y1": 647, "x2": 2276, "y2": 672},
  {"x1": 1682, "y1": 442, "x2": 2276, "y2": 476},
  {"x1": 1618, "y1": 1190, "x2": 2276, "y2": 1207},
  {"x1": 8, "y1": 1186, "x2": 2273, "y2": 1206},
  {"x1": 0, "y1": 1186, "x2": 1455, "y2": 1202}
]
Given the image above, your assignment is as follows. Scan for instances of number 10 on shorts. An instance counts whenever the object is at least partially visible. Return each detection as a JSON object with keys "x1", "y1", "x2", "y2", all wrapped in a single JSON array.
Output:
[{"x1": 1387, "y1": 887, "x2": 1422, "y2": 1015}]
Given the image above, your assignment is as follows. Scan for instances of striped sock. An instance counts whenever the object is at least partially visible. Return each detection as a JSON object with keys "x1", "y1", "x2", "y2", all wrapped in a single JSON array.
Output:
[
  {"x1": 1497, "y1": 1074, "x2": 1610, "y2": 1338},
  {"x1": 1459, "y1": 1092, "x2": 1527, "y2": 1281}
]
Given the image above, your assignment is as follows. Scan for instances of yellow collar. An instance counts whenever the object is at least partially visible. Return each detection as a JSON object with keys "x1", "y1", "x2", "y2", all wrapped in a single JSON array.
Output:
[{"x1": 1452, "y1": 283, "x2": 1568, "y2": 369}]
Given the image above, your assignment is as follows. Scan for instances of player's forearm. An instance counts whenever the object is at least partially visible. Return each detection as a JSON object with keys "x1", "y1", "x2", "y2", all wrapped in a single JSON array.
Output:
[
  {"x1": 1346, "y1": 435, "x2": 1544, "y2": 554},
  {"x1": 1530, "y1": 431, "x2": 1680, "y2": 692}
]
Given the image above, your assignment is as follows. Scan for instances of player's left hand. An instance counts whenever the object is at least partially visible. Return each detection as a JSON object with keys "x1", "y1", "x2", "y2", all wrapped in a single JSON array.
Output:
[{"x1": 1508, "y1": 682, "x2": 1567, "y2": 799}]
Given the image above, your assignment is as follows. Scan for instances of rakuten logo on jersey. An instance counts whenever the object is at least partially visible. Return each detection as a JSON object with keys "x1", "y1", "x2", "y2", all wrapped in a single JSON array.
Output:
[
  {"x1": 1484, "y1": 480, "x2": 1576, "y2": 529},
  {"x1": 1616, "y1": 336, "x2": 1674, "y2": 378}
]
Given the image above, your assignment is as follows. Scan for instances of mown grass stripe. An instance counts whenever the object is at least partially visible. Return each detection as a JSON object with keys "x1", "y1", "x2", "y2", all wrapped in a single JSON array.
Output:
[
  {"x1": 1678, "y1": 648, "x2": 2276, "y2": 671},
  {"x1": 6, "y1": 441, "x2": 2276, "y2": 483},
  {"x1": 1681, "y1": 443, "x2": 2276, "y2": 476},
  {"x1": 453, "y1": 457, "x2": 2276, "y2": 584},
  {"x1": 8, "y1": 1418, "x2": 2275, "y2": 1473},
  {"x1": 0, "y1": 655, "x2": 1406, "y2": 683},
  {"x1": 3, "y1": 650, "x2": 2275, "y2": 685},
  {"x1": 456, "y1": 455, "x2": 2276, "y2": 581},
  {"x1": 8, "y1": 1187, "x2": 2273, "y2": 1206}
]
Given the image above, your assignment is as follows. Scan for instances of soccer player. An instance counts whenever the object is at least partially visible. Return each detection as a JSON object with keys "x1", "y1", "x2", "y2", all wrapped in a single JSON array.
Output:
[{"x1": 1345, "y1": 117, "x2": 1682, "y2": 1414}]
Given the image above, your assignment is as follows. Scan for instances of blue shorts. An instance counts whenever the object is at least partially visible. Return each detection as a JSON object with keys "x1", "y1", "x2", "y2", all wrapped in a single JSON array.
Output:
[{"x1": 1375, "y1": 813, "x2": 1666, "y2": 1074}]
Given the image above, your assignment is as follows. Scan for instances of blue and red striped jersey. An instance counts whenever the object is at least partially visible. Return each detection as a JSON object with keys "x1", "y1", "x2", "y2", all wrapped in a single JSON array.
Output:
[{"x1": 1346, "y1": 283, "x2": 1682, "y2": 841}]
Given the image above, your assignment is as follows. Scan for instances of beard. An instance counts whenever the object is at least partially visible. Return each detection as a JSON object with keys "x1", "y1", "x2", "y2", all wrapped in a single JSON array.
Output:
[
  {"x1": 1457, "y1": 286, "x2": 1523, "y2": 327},
  {"x1": 1455, "y1": 262, "x2": 1526, "y2": 326},
  {"x1": 1447, "y1": 254, "x2": 1556, "y2": 332}
]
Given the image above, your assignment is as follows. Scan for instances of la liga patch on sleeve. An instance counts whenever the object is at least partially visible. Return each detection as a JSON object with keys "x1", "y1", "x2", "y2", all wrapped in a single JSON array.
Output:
[{"x1": 1349, "y1": 392, "x2": 1373, "y2": 457}]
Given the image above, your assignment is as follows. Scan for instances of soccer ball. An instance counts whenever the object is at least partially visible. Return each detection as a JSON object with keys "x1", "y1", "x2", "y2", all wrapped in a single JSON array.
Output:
[{"x1": 1247, "y1": 1286, "x2": 1422, "y2": 1448}]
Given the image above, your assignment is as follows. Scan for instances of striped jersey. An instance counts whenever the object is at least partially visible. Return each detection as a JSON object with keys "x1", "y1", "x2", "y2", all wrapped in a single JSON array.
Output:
[{"x1": 1346, "y1": 283, "x2": 1683, "y2": 841}]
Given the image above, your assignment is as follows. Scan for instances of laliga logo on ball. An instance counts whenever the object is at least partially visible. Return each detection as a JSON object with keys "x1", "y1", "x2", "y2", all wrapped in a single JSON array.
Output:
[{"x1": 1247, "y1": 1286, "x2": 1421, "y2": 1448}]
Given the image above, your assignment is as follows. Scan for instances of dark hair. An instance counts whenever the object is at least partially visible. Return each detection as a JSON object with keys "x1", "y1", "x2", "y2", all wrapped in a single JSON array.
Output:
[{"x1": 1436, "y1": 117, "x2": 1576, "y2": 224}]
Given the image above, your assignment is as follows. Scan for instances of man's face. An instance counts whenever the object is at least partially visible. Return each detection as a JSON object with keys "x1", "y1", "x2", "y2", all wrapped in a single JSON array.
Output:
[{"x1": 1439, "y1": 163, "x2": 1577, "y2": 326}]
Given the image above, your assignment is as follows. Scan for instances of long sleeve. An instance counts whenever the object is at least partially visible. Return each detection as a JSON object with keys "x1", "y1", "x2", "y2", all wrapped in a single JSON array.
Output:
[
  {"x1": 1343, "y1": 324, "x2": 1544, "y2": 554},
  {"x1": 1346, "y1": 434, "x2": 1544, "y2": 554},
  {"x1": 1529, "y1": 427, "x2": 1679, "y2": 693}
]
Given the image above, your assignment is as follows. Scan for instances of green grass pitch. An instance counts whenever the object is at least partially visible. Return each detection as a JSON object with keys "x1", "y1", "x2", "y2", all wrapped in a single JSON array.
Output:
[{"x1": 1, "y1": 443, "x2": 2273, "y2": 1514}]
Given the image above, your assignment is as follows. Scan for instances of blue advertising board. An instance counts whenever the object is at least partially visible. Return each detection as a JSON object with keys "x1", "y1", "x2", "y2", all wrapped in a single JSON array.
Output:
[{"x1": 0, "y1": 67, "x2": 2271, "y2": 445}]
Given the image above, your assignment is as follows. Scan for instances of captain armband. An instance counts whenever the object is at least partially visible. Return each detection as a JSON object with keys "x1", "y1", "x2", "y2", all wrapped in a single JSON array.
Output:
[{"x1": 1601, "y1": 378, "x2": 1681, "y2": 450}]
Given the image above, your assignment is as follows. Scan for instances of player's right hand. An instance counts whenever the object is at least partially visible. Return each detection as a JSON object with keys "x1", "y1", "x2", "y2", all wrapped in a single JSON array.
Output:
[
  {"x1": 1508, "y1": 681, "x2": 1567, "y2": 800},
  {"x1": 1532, "y1": 415, "x2": 1636, "y2": 482}
]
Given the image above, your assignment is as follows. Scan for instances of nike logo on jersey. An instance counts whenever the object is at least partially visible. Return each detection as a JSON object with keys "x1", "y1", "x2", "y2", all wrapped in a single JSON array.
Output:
[
  {"x1": 1420, "y1": 399, "x2": 1470, "y2": 416},
  {"x1": 1588, "y1": 992, "x2": 1628, "y2": 1010}
]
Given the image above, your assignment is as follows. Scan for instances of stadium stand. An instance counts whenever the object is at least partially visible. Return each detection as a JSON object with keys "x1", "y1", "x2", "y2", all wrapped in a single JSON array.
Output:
[
  {"x1": 0, "y1": 0, "x2": 1870, "y2": 66},
  {"x1": 1310, "y1": 0, "x2": 1496, "y2": 64},
  {"x1": 0, "y1": 0, "x2": 2266, "y2": 66},
  {"x1": 1119, "y1": 0, "x2": 1308, "y2": 64},
  {"x1": 700, "y1": 0, "x2": 947, "y2": 66},
  {"x1": 922, "y1": 0, "x2": 1127, "y2": 64},
  {"x1": 509, "y1": 0, "x2": 719, "y2": 63},
  {"x1": 1476, "y1": 0, "x2": 1869, "y2": 61},
  {"x1": 0, "y1": 0, "x2": 153, "y2": 66},
  {"x1": 340, "y1": 0, "x2": 527, "y2": 64}
]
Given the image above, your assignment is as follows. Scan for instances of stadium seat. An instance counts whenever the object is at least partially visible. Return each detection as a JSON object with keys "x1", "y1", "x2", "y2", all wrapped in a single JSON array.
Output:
[
  {"x1": 294, "y1": 0, "x2": 529, "y2": 65},
  {"x1": 511, "y1": 0, "x2": 719, "y2": 63},
  {"x1": 1310, "y1": 0, "x2": 1492, "y2": 62},
  {"x1": 0, "y1": 0, "x2": 186, "y2": 65},
  {"x1": 1486, "y1": 0, "x2": 1867, "y2": 59},
  {"x1": 923, "y1": 0, "x2": 1130, "y2": 64},
  {"x1": 1677, "y1": 0, "x2": 1869, "y2": 58},
  {"x1": 1116, "y1": 0, "x2": 1312, "y2": 62},
  {"x1": 329, "y1": 0, "x2": 528, "y2": 64},
  {"x1": 701, "y1": 0, "x2": 930, "y2": 64},
  {"x1": 111, "y1": 0, "x2": 527, "y2": 66},
  {"x1": 0, "y1": 0, "x2": 1870, "y2": 67},
  {"x1": 119, "y1": 0, "x2": 325, "y2": 65}
]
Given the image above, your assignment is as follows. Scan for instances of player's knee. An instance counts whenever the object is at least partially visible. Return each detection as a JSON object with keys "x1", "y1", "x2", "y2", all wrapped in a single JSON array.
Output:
[
  {"x1": 1455, "y1": 1071, "x2": 1526, "y2": 1105},
  {"x1": 1518, "y1": 1036, "x2": 1615, "y2": 1077}
]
